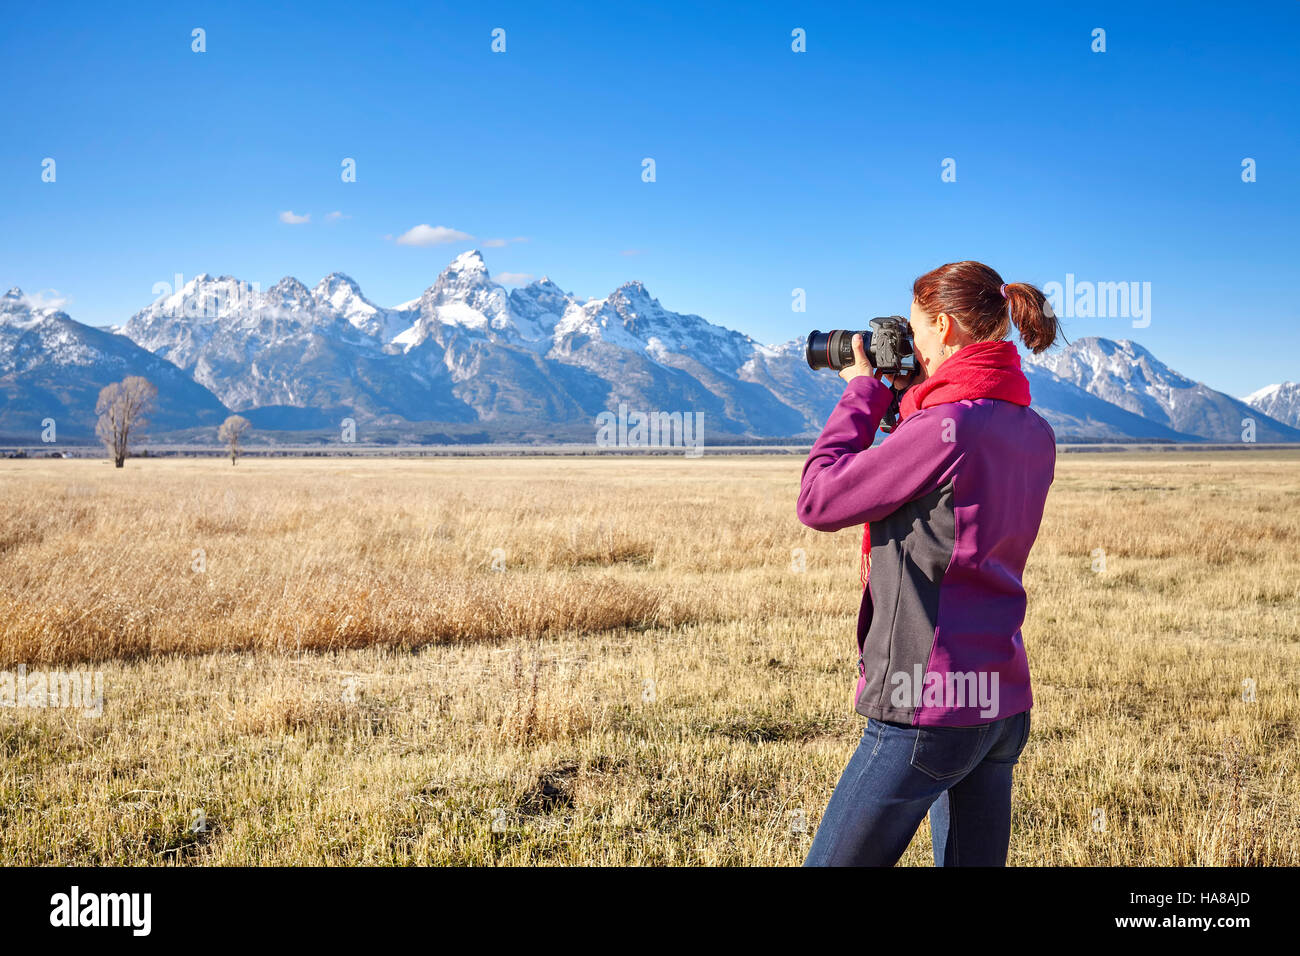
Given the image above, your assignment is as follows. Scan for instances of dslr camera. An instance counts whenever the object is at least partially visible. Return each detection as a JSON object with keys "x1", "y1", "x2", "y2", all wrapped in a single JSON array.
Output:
[
  {"x1": 805, "y1": 316, "x2": 916, "y2": 375},
  {"x1": 805, "y1": 316, "x2": 917, "y2": 432}
]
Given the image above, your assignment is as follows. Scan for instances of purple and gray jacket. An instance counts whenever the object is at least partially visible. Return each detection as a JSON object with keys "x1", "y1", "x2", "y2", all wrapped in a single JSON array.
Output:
[{"x1": 797, "y1": 376, "x2": 1056, "y2": 727}]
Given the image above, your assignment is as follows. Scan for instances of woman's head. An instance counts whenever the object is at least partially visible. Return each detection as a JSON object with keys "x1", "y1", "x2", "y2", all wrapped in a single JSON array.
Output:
[{"x1": 908, "y1": 261, "x2": 1059, "y2": 377}]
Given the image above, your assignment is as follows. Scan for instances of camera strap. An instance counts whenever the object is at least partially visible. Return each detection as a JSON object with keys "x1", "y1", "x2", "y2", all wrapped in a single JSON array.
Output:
[{"x1": 879, "y1": 385, "x2": 907, "y2": 433}]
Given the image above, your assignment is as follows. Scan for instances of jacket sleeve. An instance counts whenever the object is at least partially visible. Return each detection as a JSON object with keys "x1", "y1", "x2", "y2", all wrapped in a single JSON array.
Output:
[{"x1": 797, "y1": 376, "x2": 969, "y2": 532}]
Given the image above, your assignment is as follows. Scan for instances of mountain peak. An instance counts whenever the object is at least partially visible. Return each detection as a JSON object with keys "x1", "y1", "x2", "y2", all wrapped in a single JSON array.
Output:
[
  {"x1": 314, "y1": 272, "x2": 363, "y2": 297},
  {"x1": 1057, "y1": 336, "x2": 1162, "y2": 367},
  {"x1": 609, "y1": 281, "x2": 660, "y2": 317},
  {"x1": 1242, "y1": 381, "x2": 1300, "y2": 429},
  {"x1": 268, "y1": 276, "x2": 312, "y2": 301},
  {"x1": 1025, "y1": 334, "x2": 1300, "y2": 440},
  {"x1": 0, "y1": 288, "x2": 46, "y2": 329},
  {"x1": 428, "y1": 250, "x2": 495, "y2": 300},
  {"x1": 519, "y1": 276, "x2": 568, "y2": 296},
  {"x1": 311, "y1": 272, "x2": 394, "y2": 337},
  {"x1": 1113, "y1": 338, "x2": 1156, "y2": 358},
  {"x1": 1, "y1": 289, "x2": 36, "y2": 325},
  {"x1": 450, "y1": 249, "x2": 487, "y2": 271}
]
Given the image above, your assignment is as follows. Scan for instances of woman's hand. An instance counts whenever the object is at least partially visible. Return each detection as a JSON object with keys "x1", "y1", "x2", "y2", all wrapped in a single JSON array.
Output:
[
  {"x1": 838, "y1": 334, "x2": 877, "y2": 385},
  {"x1": 886, "y1": 365, "x2": 924, "y2": 390}
]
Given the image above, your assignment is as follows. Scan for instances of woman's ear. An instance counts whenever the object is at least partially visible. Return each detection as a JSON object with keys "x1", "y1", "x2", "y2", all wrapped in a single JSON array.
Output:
[{"x1": 936, "y1": 312, "x2": 955, "y2": 345}]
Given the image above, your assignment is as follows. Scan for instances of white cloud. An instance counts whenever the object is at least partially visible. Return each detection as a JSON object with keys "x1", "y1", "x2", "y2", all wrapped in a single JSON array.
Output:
[
  {"x1": 483, "y1": 236, "x2": 529, "y2": 248},
  {"x1": 25, "y1": 288, "x2": 69, "y2": 310},
  {"x1": 325, "y1": 211, "x2": 349, "y2": 222},
  {"x1": 395, "y1": 224, "x2": 473, "y2": 247},
  {"x1": 279, "y1": 210, "x2": 311, "y2": 224},
  {"x1": 495, "y1": 272, "x2": 535, "y2": 286}
]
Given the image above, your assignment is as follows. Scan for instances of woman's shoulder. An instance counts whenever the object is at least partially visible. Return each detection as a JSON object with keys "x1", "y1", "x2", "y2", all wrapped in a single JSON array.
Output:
[
  {"x1": 896, "y1": 398, "x2": 1055, "y2": 450},
  {"x1": 896, "y1": 397, "x2": 994, "y2": 431}
]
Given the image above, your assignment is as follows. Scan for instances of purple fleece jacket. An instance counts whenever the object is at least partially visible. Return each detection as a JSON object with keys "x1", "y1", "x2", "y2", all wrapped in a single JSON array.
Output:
[{"x1": 797, "y1": 375, "x2": 1056, "y2": 727}]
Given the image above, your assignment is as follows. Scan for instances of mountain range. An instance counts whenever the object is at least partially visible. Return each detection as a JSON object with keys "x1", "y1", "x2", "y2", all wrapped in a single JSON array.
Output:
[
  {"x1": 1240, "y1": 382, "x2": 1300, "y2": 430},
  {"x1": 1, "y1": 250, "x2": 1297, "y2": 444},
  {"x1": 0, "y1": 288, "x2": 228, "y2": 439},
  {"x1": 1026, "y1": 338, "x2": 1299, "y2": 442}
]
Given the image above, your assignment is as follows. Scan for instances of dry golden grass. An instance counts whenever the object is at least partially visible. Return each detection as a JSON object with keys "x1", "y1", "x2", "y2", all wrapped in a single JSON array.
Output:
[{"x1": 0, "y1": 451, "x2": 1297, "y2": 865}]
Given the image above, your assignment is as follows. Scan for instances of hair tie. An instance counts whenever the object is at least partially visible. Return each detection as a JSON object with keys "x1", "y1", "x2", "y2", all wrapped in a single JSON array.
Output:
[{"x1": 999, "y1": 284, "x2": 1008, "y2": 299}]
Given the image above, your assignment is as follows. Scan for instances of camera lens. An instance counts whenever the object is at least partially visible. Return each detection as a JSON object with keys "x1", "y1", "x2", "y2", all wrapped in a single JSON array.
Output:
[
  {"x1": 806, "y1": 331, "x2": 832, "y2": 370},
  {"x1": 805, "y1": 330, "x2": 871, "y2": 371}
]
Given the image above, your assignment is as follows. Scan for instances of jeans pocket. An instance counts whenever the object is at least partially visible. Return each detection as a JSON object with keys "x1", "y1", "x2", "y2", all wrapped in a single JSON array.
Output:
[
  {"x1": 1016, "y1": 710, "x2": 1032, "y2": 754},
  {"x1": 908, "y1": 723, "x2": 990, "y2": 781}
]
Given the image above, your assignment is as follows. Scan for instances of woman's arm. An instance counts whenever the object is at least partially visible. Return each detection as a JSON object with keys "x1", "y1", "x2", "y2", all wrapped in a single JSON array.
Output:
[{"x1": 797, "y1": 376, "x2": 970, "y2": 532}]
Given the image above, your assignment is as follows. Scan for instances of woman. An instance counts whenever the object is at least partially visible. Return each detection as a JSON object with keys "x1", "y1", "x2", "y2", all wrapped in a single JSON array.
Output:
[{"x1": 798, "y1": 260, "x2": 1059, "y2": 866}]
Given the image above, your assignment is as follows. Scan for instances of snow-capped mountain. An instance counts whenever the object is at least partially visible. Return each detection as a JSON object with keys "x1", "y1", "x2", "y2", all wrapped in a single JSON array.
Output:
[
  {"x1": 119, "y1": 270, "x2": 470, "y2": 425},
  {"x1": 113, "y1": 250, "x2": 826, "y2": 436},
  {"x1": 1021, "y1": 362, "x2": 1194, "y2": 441},
  {"x1": 554, "y1": 279, "x2": 760, "y2": 378},
  {"x1": 0, "y1": 288, "x2": 228, "y2": 439},
  {"x1": 1026, "y1": 337, "x2": 1300, "y2": 442},
  {"x1": 393, "y1": 250, "x2": 545, "y2": 350},
  {"x1": 314, "y1": 272, "x2": 409, "y2": 343},
  {"x1": 1242, "y1": 382, "x2": 1300, "y2": 429},
  {"x1": 6, "y1": 254, "x2": 1297, "y2": 444},
  {"x1": 538, "y1": 276, "x2": 814, "y2": 435}
]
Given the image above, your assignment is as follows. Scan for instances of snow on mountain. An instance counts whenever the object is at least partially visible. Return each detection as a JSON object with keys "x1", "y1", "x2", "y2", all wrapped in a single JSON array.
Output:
[
  {"x1": 1244, "y1": 383, "x2": 1282, "y2": 405},
  {"x1": 1026, "y1": 337, "x2": 1300, "y2": 442},
  {"x1": 104, "y1": 252, "x2": 836, "y2": 436},
  {"x1": 0, "y1": 288, "x2": 46, "y2": 331},
  {"x1": 15, "y1": 256, "x2": 1295, "y2": 442},
  {"x1": 533, "y1": 278, "x2": 812, "y2": 435},
  {"x1": 120, "y1": 270, "x2": 428, "y2": 416},
  {"x1": 312, "y1": 272, "x2": 409, "y2": 342},
  {"x1": 1021, "y1": 362, "x2": 1193, "y2": 441},
  {"x1": 739, "y1": 334, "x2": 1198, "y2": 441},
  {"x1": 394, "y1": 250, "x2": 551, "y2": 351},
  {"x1": 556, "y1": 280, "x2": 762, "y2": 378},
  {"x1": 1242, "y1": 381, "x2": 1300, "y2": 429},
  {"x1": 1, "y1": 288, "x2": 228, "y2": 439},
  {"x1": 737, "y1": 336, "x2": 844, "y2": 431},
  {"x1": 506, "y1": 278, "x2": 576, "y2": 344}
]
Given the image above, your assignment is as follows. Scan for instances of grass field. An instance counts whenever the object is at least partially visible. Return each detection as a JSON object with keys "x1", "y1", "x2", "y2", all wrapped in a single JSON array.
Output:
[{"x1": 1, "y1": 450, "x2": 1297, "y2": 865}]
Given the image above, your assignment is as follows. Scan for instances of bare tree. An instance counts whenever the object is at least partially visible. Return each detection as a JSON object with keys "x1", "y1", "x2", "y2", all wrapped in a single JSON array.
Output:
[
  {"x1": 218, "y1": 414, "x2": 251, "y2": 465},
  {"x1": 95, "y1": 376, "x2": 157, "y2": 468}
]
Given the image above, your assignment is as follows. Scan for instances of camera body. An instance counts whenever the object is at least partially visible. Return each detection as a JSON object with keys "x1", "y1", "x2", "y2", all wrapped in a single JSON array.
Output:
[
  {"x1": 806, "y1": 316, "x2": 917, "y2": 432},
  {"x1": 805, "y1": 316, "x2": 916, "y2": 375}
]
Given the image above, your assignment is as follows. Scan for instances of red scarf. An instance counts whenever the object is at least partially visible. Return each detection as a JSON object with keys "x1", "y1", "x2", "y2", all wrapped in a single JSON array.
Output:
[{"x1": 859, "y1": 340, "x2": 1031, "y2": 590}]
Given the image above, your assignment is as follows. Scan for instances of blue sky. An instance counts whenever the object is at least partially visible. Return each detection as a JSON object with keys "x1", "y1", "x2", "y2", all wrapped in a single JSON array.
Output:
[{"x1": 2, "y1": 0, "x2": 1297, "y2": 396}]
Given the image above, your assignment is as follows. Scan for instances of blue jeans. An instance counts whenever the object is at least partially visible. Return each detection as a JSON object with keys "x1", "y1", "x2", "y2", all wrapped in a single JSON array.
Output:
[{"x1": 803, "y1": 710, "x2": 1031, "y2": 866}]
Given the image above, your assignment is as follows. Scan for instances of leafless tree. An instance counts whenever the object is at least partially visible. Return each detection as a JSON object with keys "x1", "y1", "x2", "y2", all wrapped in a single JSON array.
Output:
[
  {"x1": 218, "y1": 414, "x2": 251, "y2": 465},
  {"x1": 95, "y1": 376, "x2": 157, "y2": 468}
]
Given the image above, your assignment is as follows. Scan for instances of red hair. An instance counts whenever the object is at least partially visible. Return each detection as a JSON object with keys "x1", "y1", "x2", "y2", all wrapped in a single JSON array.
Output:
[{"x1": 912, "y1": 261, "x2": 1059, "y2": 354}]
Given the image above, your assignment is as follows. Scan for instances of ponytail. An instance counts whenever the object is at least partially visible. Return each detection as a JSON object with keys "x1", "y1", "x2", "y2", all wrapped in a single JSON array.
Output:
[
  {"x1": 913, "y1": 261, "x2": 1065, "y2": 354},
  {"x1": 1002, "y1": 282, "x2": 1059, "y2": 354}
]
